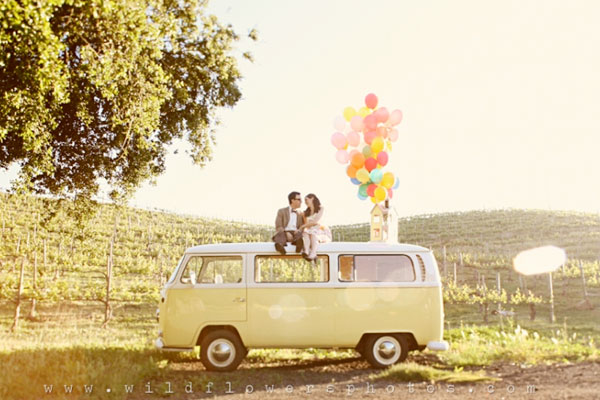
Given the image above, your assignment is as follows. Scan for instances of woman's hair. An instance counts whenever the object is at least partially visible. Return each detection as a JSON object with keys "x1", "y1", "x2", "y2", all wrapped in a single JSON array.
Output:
[{"x1": 304, "y1": 193, "x2": 321, "y2": 217}]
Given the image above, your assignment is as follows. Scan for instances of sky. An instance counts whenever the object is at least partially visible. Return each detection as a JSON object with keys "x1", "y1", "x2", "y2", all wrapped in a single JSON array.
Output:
[{"x1": 2, "y1": 0, "x2": 600, "y2": 226}]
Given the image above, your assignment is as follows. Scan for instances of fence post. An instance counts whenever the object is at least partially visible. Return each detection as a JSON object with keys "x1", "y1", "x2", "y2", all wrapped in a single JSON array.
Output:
[
  {"x1": 578, "y1": 261, "x2": 588, "y2": 300},
  {"x1": 548, "y1": 272, "x2": 555, "y2": 323}
]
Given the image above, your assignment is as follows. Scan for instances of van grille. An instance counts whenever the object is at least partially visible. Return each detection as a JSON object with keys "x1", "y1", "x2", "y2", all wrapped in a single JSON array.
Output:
[{"x1": 416, "y1": 254, "x2": 426, "y2": 282}]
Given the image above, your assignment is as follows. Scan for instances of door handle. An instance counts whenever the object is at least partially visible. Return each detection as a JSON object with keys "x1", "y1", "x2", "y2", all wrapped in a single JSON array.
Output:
[{"x1": 233, "y1": 297, "x2": 246, "y2": 303}]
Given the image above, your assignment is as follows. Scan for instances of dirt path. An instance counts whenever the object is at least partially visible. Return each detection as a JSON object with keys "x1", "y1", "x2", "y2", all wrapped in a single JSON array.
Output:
[{"x1": 127, "y1": 355, "x2": 600, "y2": 400}]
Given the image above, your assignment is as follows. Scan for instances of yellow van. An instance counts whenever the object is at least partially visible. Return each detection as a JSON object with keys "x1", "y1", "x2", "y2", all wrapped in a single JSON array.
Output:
[{"x1": 155, "y1": 242, "x2": 449, "y2": 371}]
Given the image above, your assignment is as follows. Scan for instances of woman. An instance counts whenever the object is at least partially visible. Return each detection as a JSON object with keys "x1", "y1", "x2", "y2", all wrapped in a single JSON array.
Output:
[{"x1": 299, "y1": 193, "x2": 332, "y2": 261}]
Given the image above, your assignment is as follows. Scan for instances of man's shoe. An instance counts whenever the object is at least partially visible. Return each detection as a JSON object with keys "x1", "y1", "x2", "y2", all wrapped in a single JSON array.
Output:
[
  {"x1": 295, "y1": 245, "x2": 303, "y2": 253},
  {"x1": 275, "y1": 243, "x2": 286, "y2": 255},
  {"x1": 301, "y1": 252, "x2": 310, "y2": 261}
]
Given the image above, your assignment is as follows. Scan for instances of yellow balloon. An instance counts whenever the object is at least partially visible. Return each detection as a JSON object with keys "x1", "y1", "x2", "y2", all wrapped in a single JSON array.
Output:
[
  {"x1": 356, "y1": 168, "x2": 370, "y2": 183},
  {"x1": 358, "y1": 107, "x2": 371, "y2": 118},
  {"x1": 343, "y1": 107, "x2": 356, "y2": 121},
  {"x1": 386, "y1": 141, "x2": 393, "y2": 151},
  {"x1": 381, "y1": 172, "x2": 395, "y2": 189},
  {"x1": 374, "y1": 187, "x2": 387, "y2": 202},
  {"x1": 370, "y1": 196, "x2": 378, "y2": 204},
  {"x1": 371, "y1": 137, "x2": 384, "y2": 153}
]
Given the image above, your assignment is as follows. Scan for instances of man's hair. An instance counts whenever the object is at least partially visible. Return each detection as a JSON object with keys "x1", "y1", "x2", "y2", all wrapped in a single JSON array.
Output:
[{"x1": 288, "y1": 191, "x2": 300, "y2": 204}]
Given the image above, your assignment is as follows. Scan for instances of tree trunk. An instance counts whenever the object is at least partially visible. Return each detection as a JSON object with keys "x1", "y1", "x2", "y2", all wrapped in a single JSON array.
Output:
[
  {"x1": 102, "y1": 236, "x2": 114, "y2": 328},
  {"x1": 28, "y1": 250, "x2": 38, "y2": 319}
]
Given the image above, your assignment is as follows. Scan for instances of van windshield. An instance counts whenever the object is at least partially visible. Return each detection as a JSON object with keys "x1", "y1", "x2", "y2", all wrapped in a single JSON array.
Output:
[{"x1": 167, "y1": 256, "x2": 184, "y2": 284}]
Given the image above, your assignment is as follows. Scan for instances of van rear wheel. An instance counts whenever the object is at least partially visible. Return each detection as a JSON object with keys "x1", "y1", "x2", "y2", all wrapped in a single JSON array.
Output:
[
  {"x1": 200, "y1": 330, "x2": 245, "y2": 371},
  {"x1": 364, "y1": 334, "x2": 408, "y2": 369}
]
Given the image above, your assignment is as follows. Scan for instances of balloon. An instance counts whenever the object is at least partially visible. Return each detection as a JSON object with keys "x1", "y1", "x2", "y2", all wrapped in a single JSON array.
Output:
[
  {"x1": 365, "y1": 93, "x2": 378, "y2": 109},
  {"x1": 351, "y1": 152, "x2": 365, "y2": 168},
  {"x1": 356, "y1": 167, "x2": 370, "y2": 183},
  {"x1": 347, "y1": 131, "x2": 360, "y2": 147},
  {"x1": 364, "y1": 114, "x2": 377, "y2": 131},
  {"x1": 388, "y1": 128, "x2": 399, "y2": 142},
  {"x1": 376, "y1": 126, "x2": 387, "y2": 137},
  {"x1": 371, "y1": 136, "x2": 384, "y2": 153},
  {"x1": 376, "y1": 151, "x2": 388, "y2": 166},
  {"x1": 334, "y1": 115, "x2": 346, "y2": 131},
  {"x1": 349, "y1": 149, "x2": 360, "y2": 158},
  {"x1": 364, "y1": 130, "x2": 376, "y2": 145},
  {"x1": 331, "y1": 132, "x2": 347, "y2": 149},
  {"x1": 393, "y1": 177, "x2": 400, "y2": 189},
  {"x1": 374, "y1": 186, "x2": 387, "y2": 202},
  {"x1": 359, "y1": 183, "x2": 368, "y2": 197},
  {"x1": 343, "y1": 107, "x2": 356, "y2": 122},
  {"x1": 362, "y1": 145, "x2": 372, "y2": 158},
  {"x1": 370, "y1": 196, "x2": 378, "y2": 204},
  {"x1": 358, "y1": 192, "x2": 368, "y2": 200},
  {"x1": 387, "y1": 188, "x2": 393, "y2": 199},
  {"x1": 350, "y1": 177, "x2": 361, "y2": 185},
  {"x1": 374, "y1": 107, "x2": 389, "y2": 123},
  {"x1": 335, "y1": 149, "x2": 349, "y2": 164},
  {"x1": 358, "y1": 106, "x2": 370, "y2": 118},
  {"x1": 364, "y1": 157, "x2": 377, "y2": 172},
  {"x1": 389, "y1": 109, "x2": 403, "y2": 126},
  {"x1": 367, "y1": 183, "x2": 377, "y2": 197},
  {"x1": 370, "y1": 168, "x2": 383, "y2": 183},
  {"x1": 350, "y1": 115, "x2": 364, "y2": 132},
  {"x1": 381, "y1": 172, "x2": 395, "y2": 188},
  {"x1": 346, "y1": 165, "x2": 358, "y2": 179}
]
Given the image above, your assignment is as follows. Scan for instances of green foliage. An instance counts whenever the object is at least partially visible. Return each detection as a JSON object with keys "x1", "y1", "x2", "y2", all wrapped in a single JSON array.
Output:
[
  {"x1": 0, "y1": 0, "x2": 256, "y2": 207},
  {"x1": 370, "y1": 362, "x2": 496, "y2": 383}
]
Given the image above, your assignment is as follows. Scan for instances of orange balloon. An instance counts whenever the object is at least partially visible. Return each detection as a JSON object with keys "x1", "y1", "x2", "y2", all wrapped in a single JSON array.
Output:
[
  {"x1": 351, "y1": 153, "x2": 365, "y2": 168},
  {"x1": 346, "y1": 165, "x2": 358, "y2": 179}
]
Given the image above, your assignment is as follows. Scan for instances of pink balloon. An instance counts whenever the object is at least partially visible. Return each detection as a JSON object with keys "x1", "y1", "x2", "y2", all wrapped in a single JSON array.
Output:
[
  {"x1": 377, "y1": 151, "x2": 388, "y2": 166},
  {"x1": 331, "y1": 132, "x2": 347, "y2": 149},
  {"x1": 364, "y1": 114, "x2": 377, "y2": 131},
  {"x1": 365, "y1": 93, "x2": 378, "y2": 109},
  {"x1": 349, "y1": 149, "x2": 360, "y2": 158},
  {"x1": 335, "y1": 149, "x2": 350, "y2": 164},
  {"x1": 389, "y1": 109, "x2": 403, "y2": 126},
  {"x1": 350, "y1": 115, "x2": 364, "y2": 132},
  {"x1": 387, "y1": 188, "x2": 393, "y2": 199},
  {"x1": 388, "y1": 129, "x2": 399, "y2": 142},
  {"x1": 374, "y1": 107, "x2": 389, "y2": 123},
  {"x1": 376, "y1": 126, "x2": 387, "y2": 137},
  {"x1": 364, "y1": 130, "x2": 376, "y2": 145},
  {"x1": 347, "y1": 131, "x2": 360, "y2": 147}
]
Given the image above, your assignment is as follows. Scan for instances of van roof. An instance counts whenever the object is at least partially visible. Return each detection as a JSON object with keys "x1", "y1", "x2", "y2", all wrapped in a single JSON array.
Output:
[{"x1": 186, "y1": 242, "x2": 430, "y2": 254}]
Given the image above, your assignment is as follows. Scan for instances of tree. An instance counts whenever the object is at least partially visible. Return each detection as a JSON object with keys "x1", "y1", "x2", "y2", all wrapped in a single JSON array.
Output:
[{"x1": 0, "y1": 0, "x2": 255, "y2": 206}]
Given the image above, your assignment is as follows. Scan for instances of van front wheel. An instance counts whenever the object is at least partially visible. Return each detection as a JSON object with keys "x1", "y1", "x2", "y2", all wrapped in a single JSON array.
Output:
[
  {"x1": 364, "y1": 334, "x2": 408, "y2": 369},
  {"x1": 200, "y1": 330, "x2": 245, "y2": 371}
]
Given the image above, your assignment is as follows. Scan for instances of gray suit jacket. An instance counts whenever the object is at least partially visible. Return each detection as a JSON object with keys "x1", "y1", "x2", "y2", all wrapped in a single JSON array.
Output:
[{"x1": 274, "y1": 207, "x2": 304, "y2": 234}]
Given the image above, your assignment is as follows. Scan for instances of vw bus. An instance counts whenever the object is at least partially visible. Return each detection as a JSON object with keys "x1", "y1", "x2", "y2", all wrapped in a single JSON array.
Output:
[{"x1": 155, "y1": 242, "x2": 449, "y2": 371}]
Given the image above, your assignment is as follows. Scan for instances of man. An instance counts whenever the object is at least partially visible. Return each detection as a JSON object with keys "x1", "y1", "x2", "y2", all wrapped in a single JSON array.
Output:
[{"x1": 272, "y1": 191, "x2": 305, "y2": 255}]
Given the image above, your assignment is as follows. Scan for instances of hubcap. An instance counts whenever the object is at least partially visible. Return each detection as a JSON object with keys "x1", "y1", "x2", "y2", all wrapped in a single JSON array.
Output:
[
  {"x1": 207, "y1": 339, "x2": 235, "y2": 367},
  {"x1": 373, "y1": 336, "x2": 401, "y2": 366}
]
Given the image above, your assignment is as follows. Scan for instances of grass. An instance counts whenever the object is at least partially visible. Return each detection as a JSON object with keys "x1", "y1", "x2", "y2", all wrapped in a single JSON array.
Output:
[{"x1": 370, "y1": 362, "x2": 497, "y2": 383}]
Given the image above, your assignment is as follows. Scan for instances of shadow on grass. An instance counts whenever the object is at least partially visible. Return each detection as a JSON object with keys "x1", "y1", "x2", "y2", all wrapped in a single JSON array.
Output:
[{"x1": 0, "y1": 346, "x2": 162, "y2": 400}]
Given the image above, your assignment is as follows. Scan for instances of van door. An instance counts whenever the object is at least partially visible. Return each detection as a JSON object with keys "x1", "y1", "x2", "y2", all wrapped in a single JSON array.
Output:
[
  {"x1": 246, "y1": 254, "x2": 335, "y2": 347},
  {"x1": 164, "y1": 254, "x2": 247, "y2": 348}
]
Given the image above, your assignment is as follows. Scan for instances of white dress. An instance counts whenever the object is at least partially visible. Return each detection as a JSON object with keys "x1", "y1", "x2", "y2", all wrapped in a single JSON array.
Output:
[{"x1": 305, "y1": 206, "x2": 332, "y2": 243}]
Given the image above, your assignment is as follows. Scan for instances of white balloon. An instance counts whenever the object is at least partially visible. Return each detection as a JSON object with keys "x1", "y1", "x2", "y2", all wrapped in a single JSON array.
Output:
[{"x1": 334, "y1": 115, "x2": 346, "y2": 132}]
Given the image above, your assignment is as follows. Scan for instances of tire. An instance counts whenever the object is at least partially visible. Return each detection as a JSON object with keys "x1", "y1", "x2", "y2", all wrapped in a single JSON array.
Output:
[
  {"x1": 200, "y1": 329, "x2": 245, "y2": 372},
  {"x1": 363, "y1": 334, "x2": 408, "y2": 369}
]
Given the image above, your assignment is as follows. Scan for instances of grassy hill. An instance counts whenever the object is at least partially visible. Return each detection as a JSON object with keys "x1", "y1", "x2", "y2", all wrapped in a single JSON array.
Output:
[{"x1": 0, "y1": 191, "x2": 599, "y2": 321}]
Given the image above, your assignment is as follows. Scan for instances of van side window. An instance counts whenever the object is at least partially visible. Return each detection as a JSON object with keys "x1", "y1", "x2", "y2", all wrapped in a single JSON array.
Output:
[
  {"x1": 338, "y1": 255, "x2": 415, "y2": 282},
  {"x1": 180, "y1": 256, "x2": 243, "y2": 284},
  {"x1": 255, "y1": 255, "x2": 329, "y2": 283}
]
